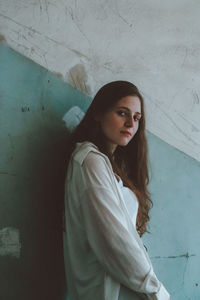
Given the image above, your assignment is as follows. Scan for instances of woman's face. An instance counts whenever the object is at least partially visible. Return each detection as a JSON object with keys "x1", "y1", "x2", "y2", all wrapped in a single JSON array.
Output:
[{"x1": 97, "y1": 95, "x2": 141, "y2": 153}]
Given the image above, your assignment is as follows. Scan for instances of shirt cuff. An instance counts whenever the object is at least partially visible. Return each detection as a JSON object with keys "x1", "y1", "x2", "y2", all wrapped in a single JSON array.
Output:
[{"x1": 147, "y1": 283, "x2": 170, "y2": 300}]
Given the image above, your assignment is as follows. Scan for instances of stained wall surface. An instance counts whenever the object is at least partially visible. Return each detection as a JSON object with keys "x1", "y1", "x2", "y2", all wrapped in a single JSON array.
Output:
[
  {"x1": 0, "y1": 0, "x2": 200, "y2": 162},
  {"x1": 0, "y1": 43, "x2": 200, "y2": 300}
]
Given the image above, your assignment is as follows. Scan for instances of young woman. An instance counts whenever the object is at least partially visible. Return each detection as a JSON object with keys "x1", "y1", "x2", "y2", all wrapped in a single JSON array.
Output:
[{"x1": 63, "y1": 81, "x2": 171, "y2": 300}]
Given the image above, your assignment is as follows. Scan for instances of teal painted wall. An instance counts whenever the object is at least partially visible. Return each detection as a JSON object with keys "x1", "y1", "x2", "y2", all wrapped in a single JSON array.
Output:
[
  {"x1": 0, "y1": 43, "x2": 199, "y2": 299},
  {"x1": 143, "y1": 132, "x2": 200, "y2": 299}
]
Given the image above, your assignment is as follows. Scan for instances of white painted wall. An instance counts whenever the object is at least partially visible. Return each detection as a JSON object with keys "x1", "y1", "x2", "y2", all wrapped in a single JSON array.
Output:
[{"x1": 0, "y1": 0, "x2": 200, "y2": 161}]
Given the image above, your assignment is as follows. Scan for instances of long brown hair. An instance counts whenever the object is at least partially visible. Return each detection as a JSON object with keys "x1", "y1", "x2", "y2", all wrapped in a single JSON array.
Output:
[{"x1": 64, "y1": 81, "x2": 152, "y2": 236}]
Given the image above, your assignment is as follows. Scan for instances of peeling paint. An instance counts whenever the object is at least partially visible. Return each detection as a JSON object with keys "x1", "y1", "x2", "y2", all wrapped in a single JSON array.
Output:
[{"x1": 0, "y1": 227, "x2": 21, "y2": 258}]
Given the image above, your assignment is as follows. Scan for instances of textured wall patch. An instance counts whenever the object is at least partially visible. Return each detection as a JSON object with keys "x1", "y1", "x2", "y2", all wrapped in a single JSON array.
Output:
[
  {"x1": 62, "y1": 106, "x2": 85, "y2": 132},
  {"x1": 0, "y1": 227, "x2": 21, "y2": 258}
]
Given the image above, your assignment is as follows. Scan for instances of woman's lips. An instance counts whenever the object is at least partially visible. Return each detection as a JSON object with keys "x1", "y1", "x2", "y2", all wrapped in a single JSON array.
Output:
[{"x1": 120, "y1": 131, "x2": 131, "y2": 136}]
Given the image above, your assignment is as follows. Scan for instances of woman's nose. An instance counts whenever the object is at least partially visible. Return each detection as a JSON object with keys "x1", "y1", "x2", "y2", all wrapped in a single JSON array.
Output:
[{"x1": 125, "y1": 116, "x2": 134, "y2": 128}]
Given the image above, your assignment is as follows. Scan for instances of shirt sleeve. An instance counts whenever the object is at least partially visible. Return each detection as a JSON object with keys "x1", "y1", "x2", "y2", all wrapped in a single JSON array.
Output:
[{"x1": 79, "y1": 152, "x2": 170, "y2": 300}]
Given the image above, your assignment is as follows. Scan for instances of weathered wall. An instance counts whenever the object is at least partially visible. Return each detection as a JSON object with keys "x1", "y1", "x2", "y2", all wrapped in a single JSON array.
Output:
[
  {"x1": 0, "y1": 42, "x2": 200, "y2": 300},
  {"x1": 0, "y1": 0, "x2": 200, "y2": 161}
]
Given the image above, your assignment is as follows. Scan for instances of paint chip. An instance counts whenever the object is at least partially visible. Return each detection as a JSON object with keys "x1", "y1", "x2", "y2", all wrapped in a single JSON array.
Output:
[{"x1": 0, "y1": 227, "x2": 21, "y2": 258}]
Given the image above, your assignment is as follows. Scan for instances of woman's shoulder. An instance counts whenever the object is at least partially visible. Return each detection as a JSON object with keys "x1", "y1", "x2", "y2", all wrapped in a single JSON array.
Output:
[{"x1": 71, "y1": 141, "x2": 108, "y2": 166}]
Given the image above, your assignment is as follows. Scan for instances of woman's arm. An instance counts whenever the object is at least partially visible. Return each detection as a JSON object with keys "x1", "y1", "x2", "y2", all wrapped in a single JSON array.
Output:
[{"x1": 79, "y1": 152, "x2": 170, "y2": 300}]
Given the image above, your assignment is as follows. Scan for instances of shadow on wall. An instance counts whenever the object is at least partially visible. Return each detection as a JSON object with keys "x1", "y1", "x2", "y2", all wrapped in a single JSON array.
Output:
[
  {"x1": 1, "y1": 113, "x2": 70, "y2": 300},
  {"x1": 19, "y1": 116, "x2": 70, "y2": 300}
]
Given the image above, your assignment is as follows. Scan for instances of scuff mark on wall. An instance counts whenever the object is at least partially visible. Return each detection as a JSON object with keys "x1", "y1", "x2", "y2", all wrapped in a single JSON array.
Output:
[
  {"x1": 65, "y1": 6, "x2": 91, "y2": 46},
  {"x1": 151, "y1": 252, "x2": 196, "y2": 289},
  {"x1": 0, "y1": 227, "x2": 21, "y2": 258},
  {"x1": 182, "y1": 253, "x2": 189, "y2": 288},
  {"x1": 114, "y1": 1, "x2": 134, "y2": 30},
  {"x1": 151, "y1": 252, "x2": 196, "y2": 259},
  {"x1": 192, "y1": 91, "x2": 200, "y2": 106},
  {"x1": 21, "y1": 106, "x2": 30, "y2": 112}
]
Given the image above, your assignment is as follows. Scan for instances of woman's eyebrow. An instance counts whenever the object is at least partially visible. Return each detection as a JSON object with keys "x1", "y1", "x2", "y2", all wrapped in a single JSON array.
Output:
[{"x1": 117, "y1": 106, "x2": 142, "y2": 115}]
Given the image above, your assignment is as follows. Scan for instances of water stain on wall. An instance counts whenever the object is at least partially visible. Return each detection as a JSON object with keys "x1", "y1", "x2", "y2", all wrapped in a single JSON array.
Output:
[{"x1": 67, "y1": 64, "x2": 92, "y2": 95}]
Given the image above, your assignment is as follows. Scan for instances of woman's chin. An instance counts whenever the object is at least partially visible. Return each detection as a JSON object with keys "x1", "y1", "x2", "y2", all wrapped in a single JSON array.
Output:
[{"x1": 118, "y1": 139, "x2": 131, "y2": 147}]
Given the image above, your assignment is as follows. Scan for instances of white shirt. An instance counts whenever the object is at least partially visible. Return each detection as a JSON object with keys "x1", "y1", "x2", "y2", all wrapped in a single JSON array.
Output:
[
  {"x1": 63, "y1": 141, "x2": 170, "y2": 300},
  {"x1": 115, "y1": 175, "x2": 139, "y2": 228}
]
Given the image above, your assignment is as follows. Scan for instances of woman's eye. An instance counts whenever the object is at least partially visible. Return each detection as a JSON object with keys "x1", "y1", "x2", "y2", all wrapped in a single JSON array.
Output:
[
  {"x1": 117, "y1": 110, "x2": 126, "y2": 116},
  {"x1": 133, "y1": 115, "x2": 140, "y2": 121}
]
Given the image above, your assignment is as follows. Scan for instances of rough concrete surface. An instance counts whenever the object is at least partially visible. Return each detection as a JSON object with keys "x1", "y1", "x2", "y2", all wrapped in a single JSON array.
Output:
[{"x1": 0, "y1": 0, "x2": 200, "y2": 161}]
